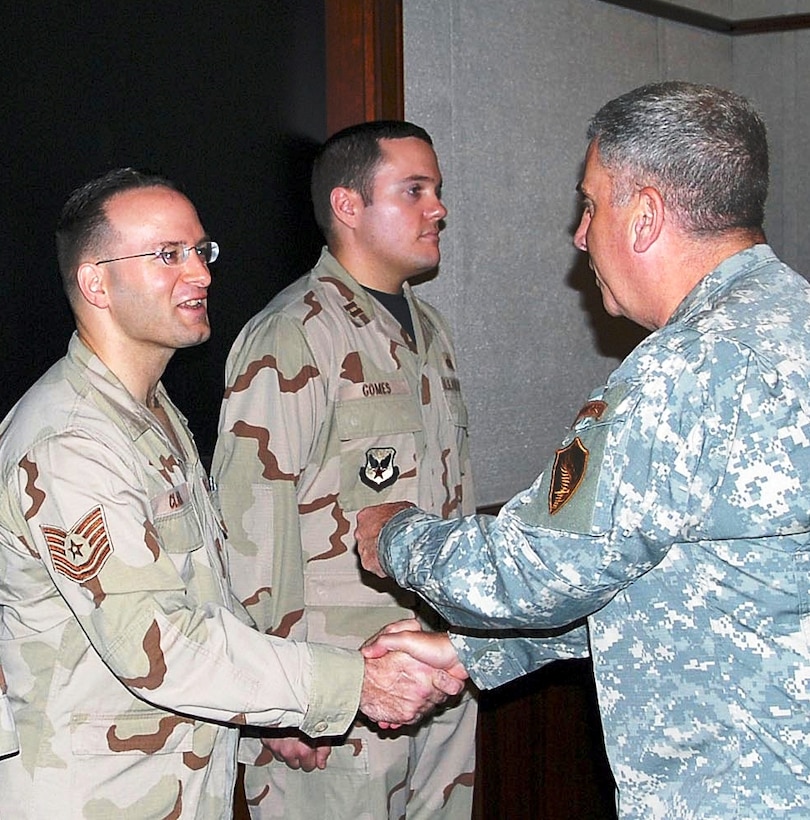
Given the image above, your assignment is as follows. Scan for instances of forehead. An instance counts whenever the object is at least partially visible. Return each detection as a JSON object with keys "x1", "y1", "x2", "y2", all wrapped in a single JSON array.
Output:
[
  {"x1": 376, "y1": 137, "x2": 440, "y2": 179},
  {"x1": 103, "y1": 186, "x2": 202, "y2": 239},
  {"x1": 580, "y1": 141, "x2": 612, "y2": 197}
]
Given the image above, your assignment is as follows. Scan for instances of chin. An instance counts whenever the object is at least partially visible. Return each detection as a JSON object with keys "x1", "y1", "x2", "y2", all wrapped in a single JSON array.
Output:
[{"x1": 181, "y1": 329, "x2": 212, "y2": 348}]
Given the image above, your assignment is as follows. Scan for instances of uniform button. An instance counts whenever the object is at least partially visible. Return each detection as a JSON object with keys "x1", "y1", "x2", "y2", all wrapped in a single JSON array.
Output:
[{"x1": 314, "y1": 721, "x2": 328, "y2": 733}]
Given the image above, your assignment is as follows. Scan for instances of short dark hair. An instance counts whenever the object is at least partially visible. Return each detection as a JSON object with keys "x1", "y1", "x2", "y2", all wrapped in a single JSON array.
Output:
[
  {"x1": 310, "y1": 120, "x2": 434, "y2": 242},
  {"x1": 587, "y1": 81, "x2": 769, "y2": 235},
  {"x1": 55, "y1": 167, "x2": 178, "y2": 303}
]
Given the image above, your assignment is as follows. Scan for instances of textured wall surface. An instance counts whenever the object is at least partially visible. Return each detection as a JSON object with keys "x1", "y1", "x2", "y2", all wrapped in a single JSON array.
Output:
[{"x1": 403, "y1": 0, "x2": 810, "y2": 505}]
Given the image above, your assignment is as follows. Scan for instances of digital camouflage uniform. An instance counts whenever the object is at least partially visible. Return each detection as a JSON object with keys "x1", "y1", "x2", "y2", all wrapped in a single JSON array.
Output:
[
  {"x1": 0, "y1": 334, "x2": 362, "y2": 819},
  {"x1": 377, "y1": 245, "x2": 810, "y2": 818},
  {"x1": 213, "y1": 248, "x2": 477, "y2": 819}
]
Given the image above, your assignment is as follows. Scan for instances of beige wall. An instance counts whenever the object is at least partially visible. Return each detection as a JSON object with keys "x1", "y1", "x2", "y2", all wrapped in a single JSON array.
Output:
[{"x1": 402, "y1": 0, "x2": 810, "y2": 505}]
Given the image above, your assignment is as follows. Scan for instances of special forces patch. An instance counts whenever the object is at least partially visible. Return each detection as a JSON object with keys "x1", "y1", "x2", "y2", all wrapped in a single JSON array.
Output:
[
  {"x1": 41, "y1": 505, "x2": 112, "y2": 582},
  {"x1": 549, "y1": 437, "x2": 589, "y2": 515},
  {"x1": 359, "y1": 447, "x2": 400, "y2": 492}
]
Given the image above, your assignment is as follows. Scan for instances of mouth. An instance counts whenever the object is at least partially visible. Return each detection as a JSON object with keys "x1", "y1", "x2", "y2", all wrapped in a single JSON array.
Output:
[{"x1": 178, "y1": 298, "x2": 207, "y2": 310}]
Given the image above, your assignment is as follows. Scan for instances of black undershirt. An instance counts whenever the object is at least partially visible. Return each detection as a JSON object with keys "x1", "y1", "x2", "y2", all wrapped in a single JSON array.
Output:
[{"x1": 363, "y1": 286, "x2": 416, "y2": 345}]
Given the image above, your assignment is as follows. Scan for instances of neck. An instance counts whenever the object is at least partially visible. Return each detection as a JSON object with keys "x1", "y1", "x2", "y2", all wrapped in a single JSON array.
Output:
[
  {"x1": 76, "y1": 323, "x2": 170, "y2": 406},
  {"x1": 330, "y1": 246, "x2": 408, "y2": 294},
  {"x1": 652, "y1": 229, "x2": 764, "y2": 329}
]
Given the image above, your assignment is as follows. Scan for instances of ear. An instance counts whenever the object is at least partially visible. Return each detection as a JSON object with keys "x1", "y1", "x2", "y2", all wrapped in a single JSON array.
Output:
[
  {"x1": 330, "y1": 186, "x2": 364, "y2": 231},
  {"x1": 76, "y1": 262, "x2": 110, "y2": 309},
  {"x1": 632, "y1": 187, "x2": 664, "y2": 253}
]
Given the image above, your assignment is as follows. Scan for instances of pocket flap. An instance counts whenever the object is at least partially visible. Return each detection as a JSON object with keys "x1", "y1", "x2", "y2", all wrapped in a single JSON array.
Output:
[{"x1": 71, "y1": 710, "x2": 195, "y2": 756}]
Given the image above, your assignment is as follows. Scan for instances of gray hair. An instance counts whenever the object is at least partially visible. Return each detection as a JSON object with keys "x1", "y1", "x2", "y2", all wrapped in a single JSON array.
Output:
[{"x1": 587, "y1": 81, "x2": 769, "y2": 235}]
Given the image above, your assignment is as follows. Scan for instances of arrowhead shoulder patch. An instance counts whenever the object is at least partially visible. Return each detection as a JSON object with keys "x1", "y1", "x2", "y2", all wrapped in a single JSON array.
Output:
[{"x1": 549, "y1": 437, "x2": 589, "y2": 515}]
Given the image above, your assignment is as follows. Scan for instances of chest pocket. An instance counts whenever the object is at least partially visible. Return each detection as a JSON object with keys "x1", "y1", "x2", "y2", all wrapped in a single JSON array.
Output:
[
  {"x1": 150, "y1": 483, "x2": 203, "y2": 555},
  {"x1": 335, "y1": 395, "x2": 422, "y2": 512},
  {"x1": 71, "y1": 709, "x2": 195, "y2": 756}
]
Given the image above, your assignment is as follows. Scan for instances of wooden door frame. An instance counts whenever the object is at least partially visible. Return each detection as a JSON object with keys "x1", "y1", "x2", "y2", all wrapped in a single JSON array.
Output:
[{"x1": 325, "y1": 0, "x2": 403, "y2": 136}]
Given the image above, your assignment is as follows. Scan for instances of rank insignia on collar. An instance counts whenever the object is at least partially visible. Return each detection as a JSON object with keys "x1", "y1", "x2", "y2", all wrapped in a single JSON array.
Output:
[
  {"x1": 41, "y1": 505, "x2": 112, "y2": 582},
  {"x1": 574, "y1": 400, "x2": 607, "y2": 426},
  {"x1": 359, "y1": 447, "x2": 400, "y2": 492},
  {"x1": 549, "y1": 437, "x2": 589, "y2": 515}
]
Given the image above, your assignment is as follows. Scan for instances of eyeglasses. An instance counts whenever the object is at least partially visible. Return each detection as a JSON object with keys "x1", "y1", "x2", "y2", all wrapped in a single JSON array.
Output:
[{"x1": 95, "y1": 240, "x2": 219, "y2": 267}]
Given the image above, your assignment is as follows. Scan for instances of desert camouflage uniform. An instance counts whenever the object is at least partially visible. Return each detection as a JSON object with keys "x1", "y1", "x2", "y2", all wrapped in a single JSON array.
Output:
[
  {"x1": 0, "y1": 334, "x2": 362, "y2": 819},
  {"x1": 213, "y1": 248, "x2": 477, "y2": 819},
  {"x1": 0, "y1": 660, "x2": 19, "y2": 760},
  {"x1": 377, "y1": 245, "x2": 810, "y2": 818}
]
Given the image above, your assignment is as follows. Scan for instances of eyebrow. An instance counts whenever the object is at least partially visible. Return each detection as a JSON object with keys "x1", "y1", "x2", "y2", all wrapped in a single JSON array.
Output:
[
  {"x1": 150, "y1": 233, "x2": 211, "y2": 246},
  {"x1": 399, "y1": 174, "x2": 439, "y2": 185}
]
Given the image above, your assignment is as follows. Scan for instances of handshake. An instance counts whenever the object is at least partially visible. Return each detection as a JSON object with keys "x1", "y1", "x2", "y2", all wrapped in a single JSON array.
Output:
[
  {"x1": 262, "y1": 619, "x2": 468, "y2": 772},
  {"x1": 261, "y1": 502, "x2": 465, "y2": 773},
  {"x1": 355, "y1": 501, "x2": 460, "y2": 727},
  {"x1": 359, "y1": 618, "x2": 467, "y2": 728},
  {"x1": 262, "y1": 619, "x2": 467, "y2": 772}
]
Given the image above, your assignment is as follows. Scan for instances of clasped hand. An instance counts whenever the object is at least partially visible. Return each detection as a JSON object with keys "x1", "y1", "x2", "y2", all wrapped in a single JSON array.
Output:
[
  {"x1": 359, "y1": 619, "x2": 467, "y2": 729},
  {"x1": 264, "y1": 619, "x2": 467, "y2": 771}
]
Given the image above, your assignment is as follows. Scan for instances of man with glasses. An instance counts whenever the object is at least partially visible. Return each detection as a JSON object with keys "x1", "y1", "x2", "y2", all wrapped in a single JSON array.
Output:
[
  {"x1": 0, "y1": 168, "x2": 465, "y2": 818},
  {"x1": 213, "y1": 121, "x2": 477, "y2": 819}
]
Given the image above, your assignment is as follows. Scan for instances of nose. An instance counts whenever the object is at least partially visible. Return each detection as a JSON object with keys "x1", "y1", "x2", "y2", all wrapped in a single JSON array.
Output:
[
  {"x1": 573, "y1": 210, "x2": 590, "y2": 252},
  {"x1": 427, "y1": 193, "x2": 447, "y2": 221},
  {"x1": 183, "y1": 251, "x2": 212, "y2": 287}
]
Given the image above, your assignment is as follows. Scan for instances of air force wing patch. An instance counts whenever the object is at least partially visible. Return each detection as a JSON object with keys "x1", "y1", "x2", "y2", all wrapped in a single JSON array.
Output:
[
  {"x1": 359, "y1": 447, "x2": 400, "y2": 492},
  {"x1": 549, "y1": 437, "x2": 589, "y2": 515},
  {"x1": 41, "y1": 505, "x2": 112, "y2": 582}
]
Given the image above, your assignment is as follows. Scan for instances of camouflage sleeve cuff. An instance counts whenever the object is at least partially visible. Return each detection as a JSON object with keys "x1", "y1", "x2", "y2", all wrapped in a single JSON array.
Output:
[
  {"x1": 378, "y1": 506, "x2": 427, "y2": 579},
  {"x1": 448, "y1": 632, "x2": 535, "y2": 689},
  {"x1": 298, "y1": 644, "x2": 364, "y2": 738},
  {"x1": 449, "y1": 626, "x2": 590, "y2": 690}
]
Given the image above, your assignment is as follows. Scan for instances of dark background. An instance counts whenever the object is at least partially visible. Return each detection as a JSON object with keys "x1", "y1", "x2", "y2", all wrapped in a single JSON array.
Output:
[{"x1": 1, "y1": 1, "x2": 327, "y2": 465}]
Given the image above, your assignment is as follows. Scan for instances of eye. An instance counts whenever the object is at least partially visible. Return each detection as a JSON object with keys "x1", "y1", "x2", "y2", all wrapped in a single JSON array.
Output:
[{"x1": 157, "y1": 246, "x2": 182, "y2": 265}]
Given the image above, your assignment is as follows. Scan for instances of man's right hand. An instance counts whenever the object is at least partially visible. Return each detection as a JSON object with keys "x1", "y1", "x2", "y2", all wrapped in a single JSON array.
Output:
[{"x1": 358, "y1": 620, "x2": 466, "y2": 727}]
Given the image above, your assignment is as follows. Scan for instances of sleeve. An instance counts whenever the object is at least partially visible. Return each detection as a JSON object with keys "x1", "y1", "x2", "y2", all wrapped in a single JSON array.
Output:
[
  {"x1": 449, "y1": 624, "x2": 590, "y2": 689},
  {"x1": 15, "y1": 431, "x2": 362, "y2": 738},
  {"x1": 213, "y1": 313, "x2": 324, "y2": 639},
  {"x1": 378, "y1": 341, "x2": 734, "y2": 632},
  {"x1": 0, "y1": 660, "x2": 19, "y2": 759}
]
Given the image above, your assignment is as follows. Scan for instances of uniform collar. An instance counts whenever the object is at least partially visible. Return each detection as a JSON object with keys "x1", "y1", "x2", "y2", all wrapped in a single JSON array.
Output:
[
  {"x1": 667, "y1": 244, "x2": 777, "y2": 327},
  {"x1": 66, "y1": 333, "x2": 185, "y2": 442},
  {"x1": 316, "y1": 247, "x2": 415, "y2": 315}
]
